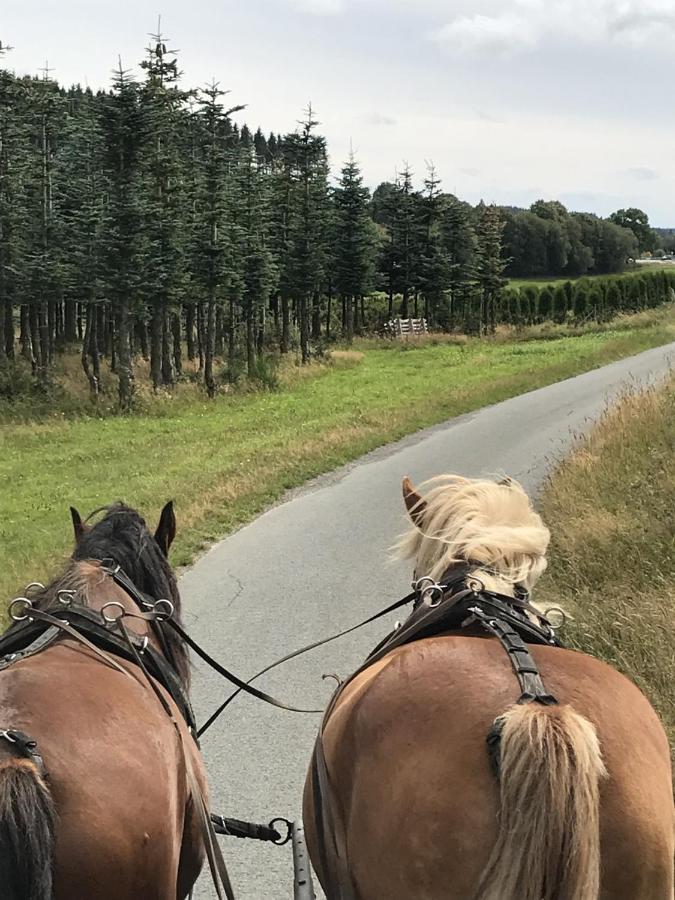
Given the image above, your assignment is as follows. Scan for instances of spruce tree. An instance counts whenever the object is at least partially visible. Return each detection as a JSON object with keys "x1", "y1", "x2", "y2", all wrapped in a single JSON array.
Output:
[
  {"x1": 333, "y1": 150, "x2": 375, "y2": 342},
  {"x1": 139, "y1": 25, "x2": 191, "y2": 388},
  {"x1": 474, "y1": 202, "x2": 507, "y2": 333},
  {"x1": 100, "y1": 61, "x2": 148, "y2": 408}
]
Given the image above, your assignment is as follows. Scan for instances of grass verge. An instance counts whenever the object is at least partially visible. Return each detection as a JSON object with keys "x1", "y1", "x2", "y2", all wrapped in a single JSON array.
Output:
[
  {"x1": 1, "y1": 308, "x2": 674, "y2": 606},
  {"x1": 537, "y1": 375, "x2": 674, "y2": 758}
]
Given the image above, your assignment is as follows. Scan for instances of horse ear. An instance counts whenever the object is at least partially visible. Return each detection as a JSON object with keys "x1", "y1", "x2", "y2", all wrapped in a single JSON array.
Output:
[
  {"x1": 402, "y1": 476, "x2": 426, "y2": 527},
  {"x1": 70, "y1": 507, "x2": 89, "y2": 543},
  {"x1": 154, "y1": 501, "x2": 176, "y2": 556}
]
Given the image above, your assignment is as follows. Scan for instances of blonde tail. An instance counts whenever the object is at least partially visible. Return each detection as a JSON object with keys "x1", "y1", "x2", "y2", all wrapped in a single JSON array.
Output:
[{"x1": 476, "y1": 703, "x2": 606, "y2": 900}]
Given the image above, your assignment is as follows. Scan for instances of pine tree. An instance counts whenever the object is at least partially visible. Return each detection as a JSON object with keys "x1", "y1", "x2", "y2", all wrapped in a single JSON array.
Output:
[
  {"x1": 474, "y1": 202, "x2": 507, "y2": 333},
  {"x1": 191, "y1": 81, "x2": 244, "y2": 395},
  {"x1": 100, "y1": 61, "x2": 148, "y2": 408},
  {"x1": 139, "y1": 25, "x2": 191, "y2": 388},
  {"x1": 333, "y1": 150, "x2": 375, "y2": 342},
  {"x1": 57, "y1": 88, "x2": 107, "y2": 396},
  {"x1": 440, "y1": 195, "x2": 476, "y2": 330},
  {"x1": 284, "y1": 105, "x2": 329, "y2": 363},
  {"x1": 418, "y1": 164, "x2": 448, "y2": 326},
  {"x1": 0, "y1": 47, "x2": 23, "y2": 360}
]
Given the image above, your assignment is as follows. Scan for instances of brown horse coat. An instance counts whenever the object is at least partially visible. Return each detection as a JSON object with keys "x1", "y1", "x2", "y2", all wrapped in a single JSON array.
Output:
[
  {"x1": 305, "y1": 635, "x2": 674, "y2": 900},
  {"x1": 304, "y1": 475, "x2": 674, "y2": 900},
  {"x1": 0, "y1": 505, "x2": 206, "y2": 900}
]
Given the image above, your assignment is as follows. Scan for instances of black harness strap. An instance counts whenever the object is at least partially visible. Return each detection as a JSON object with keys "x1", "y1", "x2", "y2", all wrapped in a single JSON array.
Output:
[{"x1": 468, "y1": 605, "x2": 558, "y2": 706}]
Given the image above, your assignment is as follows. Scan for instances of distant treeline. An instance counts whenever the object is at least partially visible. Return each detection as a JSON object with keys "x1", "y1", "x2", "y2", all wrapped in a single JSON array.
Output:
[{"x1": 0, "y1": 35, "x2": 659, "y2": 406}]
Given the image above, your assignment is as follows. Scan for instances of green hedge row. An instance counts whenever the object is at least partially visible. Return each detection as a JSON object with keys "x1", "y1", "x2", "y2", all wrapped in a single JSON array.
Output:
[{"x1": 500, "y1": 269, "x2": 675, "y2": 327}]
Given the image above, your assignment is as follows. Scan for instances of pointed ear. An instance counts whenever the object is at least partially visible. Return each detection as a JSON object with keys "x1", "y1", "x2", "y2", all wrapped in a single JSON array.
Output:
[
  {"x1": 402, "y1": 476, "x2": 426, "y2": 528},
  {"x1": 70, "y1": 507, "x2": 90, "y2": 544},
  {"x1": 154, "y1": 501, "x2": 177, "y2": 556}
]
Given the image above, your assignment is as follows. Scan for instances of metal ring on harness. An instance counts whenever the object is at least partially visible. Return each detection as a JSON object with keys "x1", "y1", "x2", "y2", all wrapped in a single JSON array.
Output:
[
  {"x1": 57, "y1": 590, "x2": 76, "y2": 606},
  {"x1": 544, "y1": 606, "x2": 566, "y2": 630},
  {"x1": 269, "y1": 817, "x2": 293, "y2": 846},
  {"x1": 101, "y1": 601, "x2": 126, "y2": 624},
  {"x1": 9, "y1": 597, "x2": 33, "y2": 622},
  {"x1": 25, "y1": 582, "x2": 46, "y2": 594},
  {"x1": 153, "y1": 599, "x2": 174, "y2": 621}
]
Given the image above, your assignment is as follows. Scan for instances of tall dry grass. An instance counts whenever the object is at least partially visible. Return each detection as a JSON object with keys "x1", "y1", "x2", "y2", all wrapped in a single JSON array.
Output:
[{"x1": 537, "y1": 375, "x2": 675, "y2": 756}]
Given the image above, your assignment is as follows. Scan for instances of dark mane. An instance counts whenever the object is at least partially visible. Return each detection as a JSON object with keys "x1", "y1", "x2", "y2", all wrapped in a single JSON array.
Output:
[{"x1": 35, "y1": 503, "x2": 190, "y2": 686}]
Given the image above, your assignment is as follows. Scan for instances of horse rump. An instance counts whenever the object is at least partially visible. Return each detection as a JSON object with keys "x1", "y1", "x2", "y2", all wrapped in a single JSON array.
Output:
[
  {"x1": 477, "y1": 702, "x2": 607, "y2": 900},
  {"x1": 0, "y1": 758, "x2": 56, "y2": 900}
]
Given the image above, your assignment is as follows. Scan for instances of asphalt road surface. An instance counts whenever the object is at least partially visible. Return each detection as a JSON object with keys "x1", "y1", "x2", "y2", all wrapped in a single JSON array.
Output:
[{"x1": 182, "y1": 342, "x2": 674, "y2": 900}]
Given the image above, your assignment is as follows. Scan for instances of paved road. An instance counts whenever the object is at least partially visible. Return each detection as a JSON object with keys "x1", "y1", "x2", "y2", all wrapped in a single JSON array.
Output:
[{"x1": 182, "y1": 342, "x2": 674, "y2": 899}]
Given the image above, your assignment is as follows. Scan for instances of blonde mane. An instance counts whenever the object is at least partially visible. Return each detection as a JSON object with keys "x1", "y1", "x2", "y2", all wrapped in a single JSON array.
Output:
[{"x1": 396, "y1": 474, "x2": 550, "y2": 598}]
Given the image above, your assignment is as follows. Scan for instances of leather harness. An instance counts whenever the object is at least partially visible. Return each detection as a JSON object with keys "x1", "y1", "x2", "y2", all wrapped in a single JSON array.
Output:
[{"x1": 309, "y1": 566, "x2": 563, "y2": 900}]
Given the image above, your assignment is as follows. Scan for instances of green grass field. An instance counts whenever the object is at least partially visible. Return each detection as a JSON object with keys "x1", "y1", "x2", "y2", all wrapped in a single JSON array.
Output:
[
  {"x1": 537, "y1": 374, "x2": 674, "y2": 759},
  {"x1": 1, "y1": 309, "x2": 674, "y2": 606}
]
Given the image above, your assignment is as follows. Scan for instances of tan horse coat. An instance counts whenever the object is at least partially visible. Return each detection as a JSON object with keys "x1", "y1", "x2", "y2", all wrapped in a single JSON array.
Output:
[{"x1": 304, "y1": 475, "x2": 674, "y2": 900}]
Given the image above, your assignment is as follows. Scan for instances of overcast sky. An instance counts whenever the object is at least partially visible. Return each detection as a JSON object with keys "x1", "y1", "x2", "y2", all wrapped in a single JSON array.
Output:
[{"x1": 4, "y1": 0, "x2": 675, "y2": 224}]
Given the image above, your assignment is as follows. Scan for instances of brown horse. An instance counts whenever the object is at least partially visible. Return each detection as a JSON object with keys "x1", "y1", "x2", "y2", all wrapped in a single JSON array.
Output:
[
  {"x1": 0, "y1": 503, "x2": 208, "y2": 900},
  {"x1": 304, "y1": 474, "x2": 674, "y2": 900}
]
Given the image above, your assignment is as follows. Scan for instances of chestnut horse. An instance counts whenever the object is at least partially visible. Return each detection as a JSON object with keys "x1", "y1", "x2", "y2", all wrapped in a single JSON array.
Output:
[
  {"x1": 304, "y1": 475, "x2": 674, "y2": 900},
  {"x1": 0, "y1": 503, "x2": 208, "y2": 899}
]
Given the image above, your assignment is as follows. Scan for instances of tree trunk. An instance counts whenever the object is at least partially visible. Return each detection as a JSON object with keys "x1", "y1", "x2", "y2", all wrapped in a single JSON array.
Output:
[
  {"x1": 204, "y1": 293, "x2": 216, "y2": 398},
  {"x1": 116, "y1": 300, "x2": 135, "y2": 410},
  {"x1": 171, "y1": 312, "x2": 182, "y2": 378},
  {"x1": 228, "y1": 297, "x2": 236, "y2": 378},
  {"x1": 280, "y1": 293, "x2": 290, "y2": 354},
  {"x1": 311, "y1": 290, "x2": 321, "y2": 340},
  {"x1": 81, "y1": 304, "x2": 101, "y2": 401},
  {"x1": 197, "y1": 301, "x2": 205, "y2": 372},
  {"x1": 246, "y1": 298, "x2": 256, "y2": 377},
  {"x1": 20, "y1": 306, "x2": 32, "y2": 361},
  {"x1": 161, "y1": 305, "x2": 174, "y2": 385},
  {"x1": 185, "y1": 304, "x2": 196, "y2": 361},
  {"x1": 272, "y1": 292, "x2": 280, "y2": 338},
  {"x1": 96, "y1": 304, "x2": 106, "y2": 358},
  {"x1": 400, "y1": 288, "x2": 409, "y2": 319},
  {"x1": 326, "y1": 289, "x2": 332, "y2": 342},
  {"x1": 29, "y1": 304, "x2": 41, "y2": 373},
  {"x1": 47, "y1": 301, "x2": 56, "y2": 362},
  {"x1": 300, "y1": 293, "x2": 310, "y2": 364},
  {"x1": 150, "y1": 302, "x2": 163, "y2": 388},
  {"x1": 64, "y1": 300, "x2": 77, "y2": 343},
  {"x1": 4, "y1": 298, "x2": 13, "y2": 358},
  {"x1": 354, "y1": 294, "x2": 362, "y2": 336},
  {"x1": 215, "y1": 307, "x2": 225, "y2": 357},
  {"x1": 38, "y1": 303, "x2": 50, "y2": 386},
  {"x1": 256, "y1": 302, "x2": 265, "y2": 356},
  {"x1": 345, "y1": 294, "x2": 354, "y2": 344},
  {"x1": 136, "y1": 316, "x2": 149, "y2": 360}
]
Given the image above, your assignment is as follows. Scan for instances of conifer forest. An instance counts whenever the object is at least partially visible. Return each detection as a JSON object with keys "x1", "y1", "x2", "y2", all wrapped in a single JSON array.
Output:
[{"x1": 0, "y1": 33, "x2": 670, "y2": 409}]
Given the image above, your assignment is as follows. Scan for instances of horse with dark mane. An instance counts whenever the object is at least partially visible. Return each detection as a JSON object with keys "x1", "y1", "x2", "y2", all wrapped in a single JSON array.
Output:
[
  {"x1": 0, "y1": 502, "x2": 206, "y2": 899},
  {"x1": 304, "y1": 474, "x2": 674, "y2": 900}
]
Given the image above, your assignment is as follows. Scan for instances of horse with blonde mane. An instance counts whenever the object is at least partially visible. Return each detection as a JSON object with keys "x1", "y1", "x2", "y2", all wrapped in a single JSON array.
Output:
[{"x1": 303, "y1": 474, "x2": 674, "y2": 900}]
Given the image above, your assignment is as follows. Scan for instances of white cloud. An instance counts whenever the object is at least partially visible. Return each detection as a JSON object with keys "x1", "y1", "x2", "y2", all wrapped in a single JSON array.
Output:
[
  {"x1": 434, "y1": 12, "x2": 536, "y2": 54},
  {"x1": 433, "y1": 0, "x2": 675, "y2": 54},
  {"x1": 625, "y1": 167, "x2": 659, "y2": 181},
  {"x1": 288, "y1": 0, "x2": 343, "y2": 14},
  {"x1": 363, "y1": 112, "x2": 397, "y2": 126}
]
